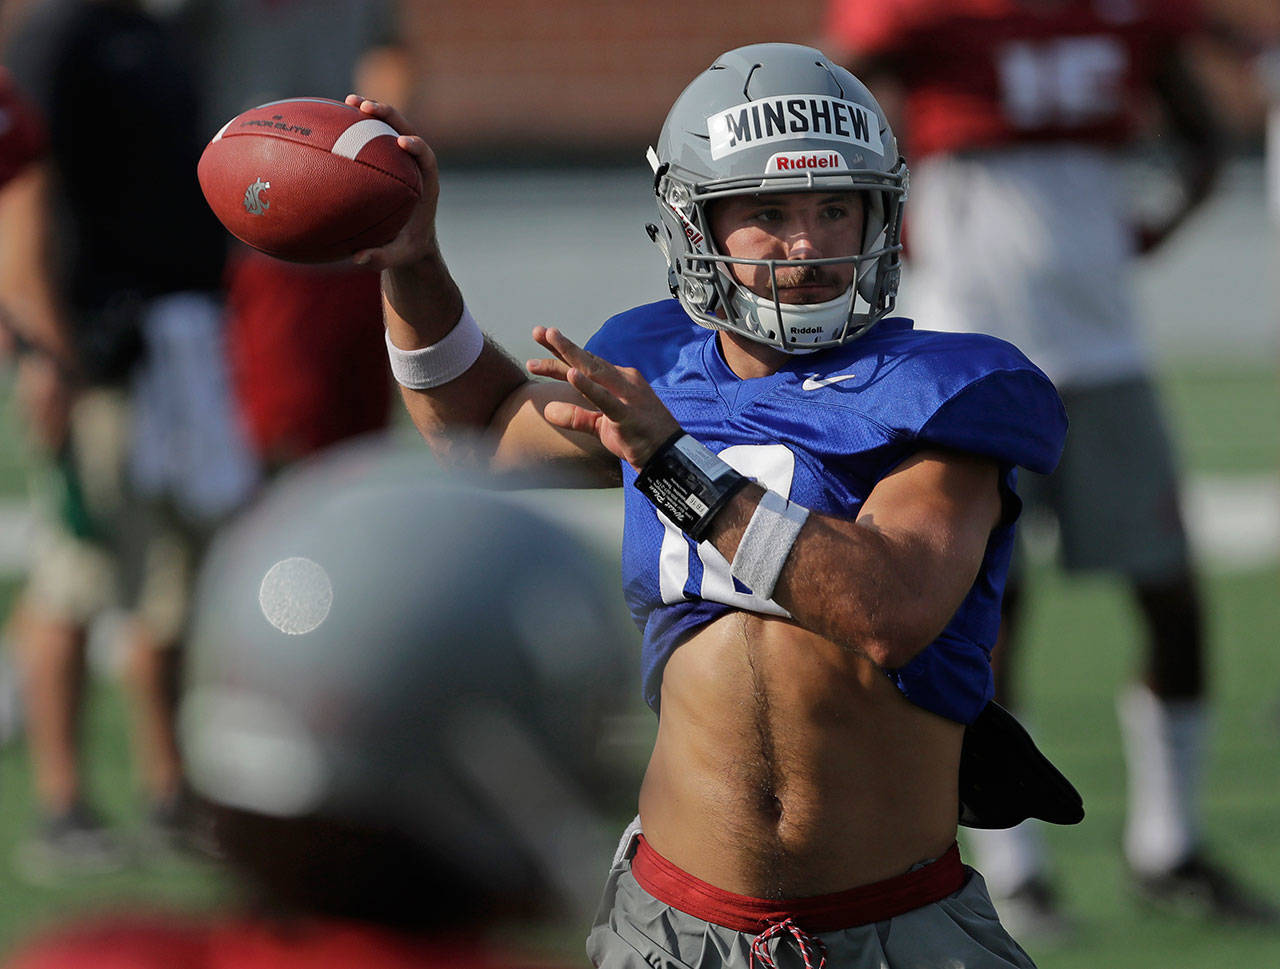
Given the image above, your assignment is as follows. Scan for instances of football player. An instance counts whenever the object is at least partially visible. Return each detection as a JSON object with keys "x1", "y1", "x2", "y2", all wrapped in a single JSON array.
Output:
[
  {"x1": 1, "y1": 0, "x2": 258, "y2": 876},
  {"x1": 356, "y1": 44, "x2": 1074, "y2": 969},
  {"x1": 4, "y1": 441, "x2": 636, "y2": 968},
  {"x1": 825, "y1": 0, "x2": 1278, "y2": 934}
]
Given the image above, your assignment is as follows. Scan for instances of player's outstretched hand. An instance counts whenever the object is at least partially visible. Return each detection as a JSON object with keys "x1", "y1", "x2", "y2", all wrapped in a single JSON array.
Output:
[
  {"x1": 530, "y1": 327, "x2": 681, "y2": 470},
  {"x1": 346, "y1": 95, "x2": 442, "y2": 271}
]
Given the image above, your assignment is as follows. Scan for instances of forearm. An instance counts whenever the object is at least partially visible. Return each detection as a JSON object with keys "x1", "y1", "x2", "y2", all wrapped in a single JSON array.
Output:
[
  {"x1": 0, "y1": 165, "x2": 77, "y2": 368},
  {"x1": 703, "y1": 483, "x2": 965, "y2": 669},
  {"x1": 629, "y1": 434, "x2": 999, "y2": 669},
  {"x1": 383, "y1": 255, "x2": 530, "y2": 463},
  {"x1": 382, "y1": 248, "x2": 464, "y2": 348},
  {"x1": 346, "y1": 97, "x2": 611, "y2": 480}
]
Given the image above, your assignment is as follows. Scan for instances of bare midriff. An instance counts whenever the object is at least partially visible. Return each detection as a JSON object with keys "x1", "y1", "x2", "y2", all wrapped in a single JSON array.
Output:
[{"x1": 638, "y1": 611, "x2": 963, "y2": 900}]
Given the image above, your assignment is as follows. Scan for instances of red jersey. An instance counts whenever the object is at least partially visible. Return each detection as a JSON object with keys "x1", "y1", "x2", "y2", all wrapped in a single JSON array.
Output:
[
  {"x1": 3, "y1": 915, "x2": 567, "y2": 969},
  {"x1": 0, "y1": 69, "x2": 46, "y2": 187},
  {"x1": 224, "y1": 247, "x2": 392, "y2": 466},
  {"x1": 825, "y1": 0, "x2": 1201, "y2": 158}
]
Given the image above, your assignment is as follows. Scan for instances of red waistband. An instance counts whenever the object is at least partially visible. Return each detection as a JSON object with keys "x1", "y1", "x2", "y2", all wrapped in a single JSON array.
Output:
[{"x1": 630, "y1": 836, "x2": 965, "y2": 934}]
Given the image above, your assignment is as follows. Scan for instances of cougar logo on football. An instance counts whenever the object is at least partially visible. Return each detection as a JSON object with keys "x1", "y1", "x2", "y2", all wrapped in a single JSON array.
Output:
[{"x1": 243, "y1": 177, "x2": 271, "y2": 215}]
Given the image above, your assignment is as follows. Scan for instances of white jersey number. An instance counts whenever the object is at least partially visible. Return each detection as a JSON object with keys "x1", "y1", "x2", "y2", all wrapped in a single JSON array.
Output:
[
  {"x1": 997, "y1": 36, "x2": 1128, "y2": 130},
  {"x1": 657, "y1": 443, "x2": 796, "y2": 613}
]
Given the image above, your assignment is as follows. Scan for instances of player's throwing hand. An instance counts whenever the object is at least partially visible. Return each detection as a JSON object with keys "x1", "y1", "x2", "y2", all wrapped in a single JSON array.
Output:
[{"x1": 345, "y1": 94, "x2": 443, "y2": 271}]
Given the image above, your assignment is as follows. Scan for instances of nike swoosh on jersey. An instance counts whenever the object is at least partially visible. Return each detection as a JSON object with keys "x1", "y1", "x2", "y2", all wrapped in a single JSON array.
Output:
[{"x1": 801, "y1": 373, "x2": 857, "y2": 391}]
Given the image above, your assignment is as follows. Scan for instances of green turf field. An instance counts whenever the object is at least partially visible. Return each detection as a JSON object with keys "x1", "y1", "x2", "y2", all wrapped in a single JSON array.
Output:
[{"x1": 0, "y1": 363, "x2": 1276, "y2": 966}]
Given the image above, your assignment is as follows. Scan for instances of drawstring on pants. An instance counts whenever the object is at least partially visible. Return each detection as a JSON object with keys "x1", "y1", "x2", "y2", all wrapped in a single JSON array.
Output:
[{"x1": 750, "y1": 917, "x2": 827, "y2": 969}]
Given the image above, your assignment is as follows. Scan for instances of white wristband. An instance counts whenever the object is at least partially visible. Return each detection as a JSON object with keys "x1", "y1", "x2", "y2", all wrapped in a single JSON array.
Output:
[
  {"x1": 729, "y1": 489, "x2": 810, "y2": 599},
  {"x1": 385, "y1": 305, "x2": 485, "y2": 389}
]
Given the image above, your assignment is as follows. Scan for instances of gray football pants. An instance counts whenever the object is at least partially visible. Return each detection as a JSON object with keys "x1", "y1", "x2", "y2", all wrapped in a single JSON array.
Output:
[{"x1": 587, "y1": 825, "x2": 1037, "y2": 969}]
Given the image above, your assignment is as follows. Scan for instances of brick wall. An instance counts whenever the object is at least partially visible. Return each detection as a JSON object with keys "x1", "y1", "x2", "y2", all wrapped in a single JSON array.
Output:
[
  {"x1": 395, "y1": 0, "x2": 1278, "y2": 162},
  {"x1": 0, "y1": 0, "x2": 1268, "y2": 159},
  {"x1": 399, "y1": 0, "x2": 829, "y2": 161}
]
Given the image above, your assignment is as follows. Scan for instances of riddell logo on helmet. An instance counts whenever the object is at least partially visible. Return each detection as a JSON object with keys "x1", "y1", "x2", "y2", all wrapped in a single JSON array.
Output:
[
  {"x1": 679, "y1": 216, "x2": 704, "y2": 249},
  {"x1": 668, "y1": 205, "x2": 705, "y2": 251},
  {"x1": 766, "y1": 151, "x2": 847, "y2": 173}
]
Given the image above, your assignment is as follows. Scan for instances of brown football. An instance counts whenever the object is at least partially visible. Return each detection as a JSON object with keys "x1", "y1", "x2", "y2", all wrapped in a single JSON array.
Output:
[{"x1": 198, "y1": 98, "x2": 421, "y2": 263}]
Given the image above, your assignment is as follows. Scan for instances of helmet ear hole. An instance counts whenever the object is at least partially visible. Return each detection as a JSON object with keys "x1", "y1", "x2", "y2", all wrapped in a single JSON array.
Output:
[{"x1": 680, "y1": 277, "x2": 708, "y2": 307}]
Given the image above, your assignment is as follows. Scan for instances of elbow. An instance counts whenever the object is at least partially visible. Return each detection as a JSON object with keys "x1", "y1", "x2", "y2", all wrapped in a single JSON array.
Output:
[
  {"x1": 857, "y1": 631, "x2": 933, "y2": 671},
  {"x1": 416, "y1": 425, "x2": 498, "y2": 473},
  {"x1": 802, "y1": 588, "x2": 942, "y2": 670},
  {"x1": 842, "y1": 613, "x2": 944, "y2": 671}
]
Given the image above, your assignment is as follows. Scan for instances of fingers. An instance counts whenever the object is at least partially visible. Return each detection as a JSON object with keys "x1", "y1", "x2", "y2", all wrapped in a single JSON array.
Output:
[
  {"x1": 353, "y1": 219, "x2": 437, "y2": 269},
  {"x1": 351, "y1": 245, "x2": 390, "y2": 270},
  {"x1": 527, "y1": 353, "x2": 627, "y2": 421},
  {"x1": 526, "y1": 355, "x2": 570, "y2": 381},
  {"x1": 397, "y1": 133, "x2": 433, "y2": 165},
  {"x1": 530, "y1": 325, "x2": 564, "y2": 360},
  {"x1": 565, "y1": 365, "x2": 629, "y2": 421},
  {"x1": 528, "y1": 327, "x2": 590, "y2": 379},
  {"x1": 346, "y1": 94, "x2": 414, "y2": 136},
  {"x1": 345, "y1": 93, "x2": 438, "y2": 184},
  {"x1": 353, "y1": 236, "x2": 408, "y2": 270},
  {"x1": 531, "y1": 325, "x2": 570, "y2": 368},
  {"x1": 542, "y1": 399, "x2": 602, "y2": 435},
  {"x1": 529, "y1": 326, "x2": 682, "y2": 469},
  {"x1": 531, "y1": 328, "x2": 630, "y2": 413},
  {"x1": 346, "y1": 97, "x2": 441, "y2": 270},
  {"x1": 535, "y1": 326, "x2": 590, "y2": 367},
  {"x1": 534, "y1": 327, "x2": 621, "y2": 390}
]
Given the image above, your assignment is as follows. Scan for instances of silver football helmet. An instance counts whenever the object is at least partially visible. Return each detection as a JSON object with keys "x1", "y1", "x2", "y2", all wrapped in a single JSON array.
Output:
[
  {"x1": 648, "y1": 43, "x2": 908, "y2": 352},
  {"x1": 180, "y1": 438, "x2": 638, "y2": 920}
]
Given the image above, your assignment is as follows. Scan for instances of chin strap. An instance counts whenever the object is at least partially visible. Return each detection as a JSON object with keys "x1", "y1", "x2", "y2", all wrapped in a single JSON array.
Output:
[{"x1": 729, "y1": 284, "x2": 858, "y2": 351}]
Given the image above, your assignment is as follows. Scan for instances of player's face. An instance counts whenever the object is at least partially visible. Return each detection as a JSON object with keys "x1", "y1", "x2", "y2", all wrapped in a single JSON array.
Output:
[{"x1": 708, "y1": 192, "x2": 865, "y2": 305}]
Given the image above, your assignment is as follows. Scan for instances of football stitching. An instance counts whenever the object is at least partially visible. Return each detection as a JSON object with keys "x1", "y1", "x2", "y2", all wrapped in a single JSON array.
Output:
[
  {"x1": 347, "y1": 152, "x2": 421, "y2": 193},
  {"x1": 330, "y1": 118, "x2": 422, "y2": 190},
  {"x1": 215, "y1": 129, "x2": 420, "y2": 194}
]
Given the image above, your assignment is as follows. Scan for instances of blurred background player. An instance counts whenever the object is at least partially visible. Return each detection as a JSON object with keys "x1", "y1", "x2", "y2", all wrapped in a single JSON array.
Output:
[
  {"x1": 178, "y1": 0, "x2": 409, "y2": 472},
  {"x1": 0, "y1": 0, "x2": 257, "y2": 876},
  {"x1": 0, "y1": 66, "x2": 54, "y2": 743},
  {"x1": 1, "y1": 441, "x2": 638, "y2": 969},
  {"x1": 824, "y1": 0, "x2": 1278, "y2": 935}
]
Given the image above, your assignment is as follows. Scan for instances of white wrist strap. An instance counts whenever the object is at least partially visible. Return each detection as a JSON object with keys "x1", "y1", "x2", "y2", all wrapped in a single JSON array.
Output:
[
  {"x1": 730, "y1": 489, "x2": 809, "y2": 599},
  {"x1": 385, "y1": 305, "x2": 484, "y2": 389}
]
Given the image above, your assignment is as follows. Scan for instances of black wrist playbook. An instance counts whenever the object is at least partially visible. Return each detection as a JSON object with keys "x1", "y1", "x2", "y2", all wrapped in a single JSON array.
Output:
[{"x1": 634, "y1": 432, "x2": 748, "y2": 542}]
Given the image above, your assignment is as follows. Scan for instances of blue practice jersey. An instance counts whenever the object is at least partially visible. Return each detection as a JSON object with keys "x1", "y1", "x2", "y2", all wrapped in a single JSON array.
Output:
[{"x1": 585, "y1": 299, "x2": 1067, "y2": 725}]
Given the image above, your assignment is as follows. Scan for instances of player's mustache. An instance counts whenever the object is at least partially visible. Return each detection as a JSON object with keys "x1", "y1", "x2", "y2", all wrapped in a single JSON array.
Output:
[{"x1": 770, "y1": 263, "x2": 839, "y2": 290}]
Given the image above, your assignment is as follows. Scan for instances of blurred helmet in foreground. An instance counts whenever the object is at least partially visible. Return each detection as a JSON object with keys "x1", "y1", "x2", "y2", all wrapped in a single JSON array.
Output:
[{"x1": 181, "y1": 441, "x2": 638, "y2": 924}]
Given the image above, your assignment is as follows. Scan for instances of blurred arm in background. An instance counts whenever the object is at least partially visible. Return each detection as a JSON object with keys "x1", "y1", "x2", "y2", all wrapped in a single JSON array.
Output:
[{"x1": 0, "y1": 68, "x2": 76, "y2": 453}]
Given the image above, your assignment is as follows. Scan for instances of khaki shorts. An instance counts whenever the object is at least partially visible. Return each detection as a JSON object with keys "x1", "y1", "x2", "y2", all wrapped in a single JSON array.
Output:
[
  {"x1": 1016, "y1": 376, "x2": 1190, "y2": 582},
  {"x1": 24, "y1": 388, "x2": 208, "y2": 644},
  {"x1": 587, "y1": 820, "x2": 1036, "y2": 969}
]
